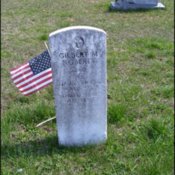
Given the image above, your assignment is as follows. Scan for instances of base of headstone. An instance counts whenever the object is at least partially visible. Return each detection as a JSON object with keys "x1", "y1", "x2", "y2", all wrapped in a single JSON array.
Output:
[{"x1": 110, "y1": 1, "x2": 165, "y2": 10}]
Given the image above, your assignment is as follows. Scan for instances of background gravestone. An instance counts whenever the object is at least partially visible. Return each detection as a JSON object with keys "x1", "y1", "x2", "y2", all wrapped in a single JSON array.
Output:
[
  {"x1": 49, "y1": 26, "x2": 107, "y2": 146},
  {"x1": 110, "y1": 0, "x2": 165, "y2": 10}
]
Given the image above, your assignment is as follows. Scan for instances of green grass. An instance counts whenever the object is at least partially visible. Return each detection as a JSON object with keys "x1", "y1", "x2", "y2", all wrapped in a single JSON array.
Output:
[{"x1": 1, "y1": 0, "x2": 174, "y2": 174}]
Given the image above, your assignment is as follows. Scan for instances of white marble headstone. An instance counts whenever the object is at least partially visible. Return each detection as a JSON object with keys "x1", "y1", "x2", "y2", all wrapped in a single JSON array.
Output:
[{"x1": 49, "y1": 26, "x2": 107, "y2": 146}]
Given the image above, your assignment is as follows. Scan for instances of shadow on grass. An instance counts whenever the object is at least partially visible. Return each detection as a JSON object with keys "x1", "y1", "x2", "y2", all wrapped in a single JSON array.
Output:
[
  {"x1": 107, "y1": 6, "x2": 165, "y2": 13},
  {"x1": 1, "y1": 135, "x2": 96, "y2": 159}
]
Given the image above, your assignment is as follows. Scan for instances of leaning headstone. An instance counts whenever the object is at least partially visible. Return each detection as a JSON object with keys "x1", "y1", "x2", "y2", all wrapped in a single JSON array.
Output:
[
  {"x1": 49, "y1": 26, "x2": 107, "y2": 146},
  {"x1": 110, "y1": 0, "x2": 165, "y2": 10}
]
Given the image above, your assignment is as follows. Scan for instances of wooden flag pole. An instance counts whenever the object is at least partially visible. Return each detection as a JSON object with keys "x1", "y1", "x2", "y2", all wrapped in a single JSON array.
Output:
[
  {"x1": 44, "y1": 41, "x2": 51, "y2": 57},
  {"x1": 36, "y1": 116, "x2": 56, "y2": 127},
  {"x1": 36, "y1": 42, "x2": 55, "y2": 128}
]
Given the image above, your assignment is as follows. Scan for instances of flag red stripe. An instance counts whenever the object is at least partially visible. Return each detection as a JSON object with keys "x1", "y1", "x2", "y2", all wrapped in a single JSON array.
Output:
[
  {"x1": 10, "y1": 62, "x2": 28, "y2": 72},
  {"x1": 19, "y1": 78, "x2": 52, "y2": 95},
  {"x1": 22, "y1": 81, "x2": 52, "y2": 96},
  {"x1": 11, "y1": 65, "x2": 31, "y2": 78},
  {"x1": 12, "y1": 69, "x2": 32, "y2": 81},
  {"x1": 13, "y1": 72, "x2": 33, "y2": 83},
  {"x1": 14, "y1": 74, "x2": 34, "y2": 85},
  {"x1": 16, "y1": 70, "x2": 52, "y2": 88},
  {"x1": 19, "y1": 77, "x2": 52, "y2": 92}
]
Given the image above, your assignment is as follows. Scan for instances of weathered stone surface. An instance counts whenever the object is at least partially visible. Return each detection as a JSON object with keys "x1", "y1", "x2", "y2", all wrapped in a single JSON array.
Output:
[
  {"x1": 110, "y1": 0, "x2": 165, "y2": 10},
  {"x1": 49, "y1": 26, "x2": 107, "y2": 146}
]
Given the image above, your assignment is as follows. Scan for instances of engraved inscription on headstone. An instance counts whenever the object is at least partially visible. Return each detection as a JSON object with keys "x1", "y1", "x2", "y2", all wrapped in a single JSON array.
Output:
[
  {"x1": 110, "y1": 0, "x2": 165, "y2": 10},
  {"x1": 49, "y1": 26, "x2": 107, "y2": 146}
]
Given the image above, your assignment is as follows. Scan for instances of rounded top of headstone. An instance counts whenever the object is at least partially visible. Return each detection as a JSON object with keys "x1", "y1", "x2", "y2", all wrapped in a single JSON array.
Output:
[{"x1": 49, "y1": 26, "x2": 106, "y2": 37}]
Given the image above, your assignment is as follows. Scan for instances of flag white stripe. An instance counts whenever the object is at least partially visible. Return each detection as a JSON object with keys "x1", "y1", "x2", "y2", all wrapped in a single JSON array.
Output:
[
  {"x1": 11, "y1": 67, "x2": 31, "y2": 78},
  {"x1": 13, "y1": 72, "x2": 33, "y2": 83},
  {"x1": 16, "y1": 68, "x2": 52, "y2": 87},
  {"x1": 10, "y1": 63, "x2": 29, "y2": 74},
  {"x1": 22, "y1": 79, "x2": 53, "y2": 95},
  {"x1": 19, "y1": 73, "x2": 52, "y2": 91}
]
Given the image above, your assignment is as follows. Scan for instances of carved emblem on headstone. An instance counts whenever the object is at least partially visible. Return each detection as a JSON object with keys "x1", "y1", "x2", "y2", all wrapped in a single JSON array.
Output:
[{"x1": 74, "y1": 36, "x2": 85, "y2": 49}]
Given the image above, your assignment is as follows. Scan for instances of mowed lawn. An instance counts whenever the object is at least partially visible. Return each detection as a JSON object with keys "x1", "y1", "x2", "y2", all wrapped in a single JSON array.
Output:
[{"x1": 1, "y1": 0, "x2": 174, "y2": 174}]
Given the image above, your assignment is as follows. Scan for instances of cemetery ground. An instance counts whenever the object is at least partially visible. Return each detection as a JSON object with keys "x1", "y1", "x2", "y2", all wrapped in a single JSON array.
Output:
[{"x1": 1, "y1": 0, "x2": 174, "y2": 174}]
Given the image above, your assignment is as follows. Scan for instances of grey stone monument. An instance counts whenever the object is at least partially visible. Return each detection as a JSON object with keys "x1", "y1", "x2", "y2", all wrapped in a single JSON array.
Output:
[
  {"x1": 110, "y1": 0, "x2": 165, "y2": 10},
  {"x1": 49, "y1": 26, "x2": 107, "y2": 146}
]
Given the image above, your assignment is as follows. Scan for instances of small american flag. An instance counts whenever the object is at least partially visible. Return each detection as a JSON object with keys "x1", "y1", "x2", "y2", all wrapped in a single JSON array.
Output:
[{"x1": 10, "y1": 50, "x2": 52, "y2": 96}]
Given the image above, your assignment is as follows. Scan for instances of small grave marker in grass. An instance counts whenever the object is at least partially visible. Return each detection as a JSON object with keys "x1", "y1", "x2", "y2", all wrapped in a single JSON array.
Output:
[{"x1": 110, "y1": 0, "x2": 165, "y2": 10}]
